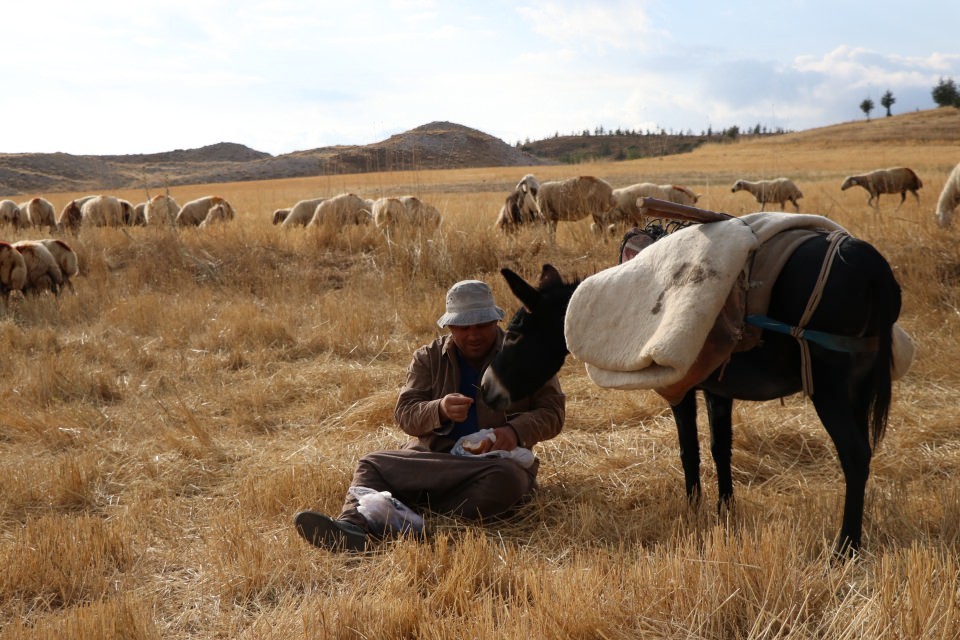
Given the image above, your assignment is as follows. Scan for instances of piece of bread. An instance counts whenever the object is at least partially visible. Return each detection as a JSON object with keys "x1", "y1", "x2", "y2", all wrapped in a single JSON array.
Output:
[{"x1": 462, "y1": 437, "x2": 493, "y2": 454}]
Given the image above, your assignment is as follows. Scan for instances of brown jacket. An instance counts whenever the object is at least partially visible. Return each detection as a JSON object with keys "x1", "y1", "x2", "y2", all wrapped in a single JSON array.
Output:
[{"x1": 395, "y1": 329, "x2": 565, "y2": 452}]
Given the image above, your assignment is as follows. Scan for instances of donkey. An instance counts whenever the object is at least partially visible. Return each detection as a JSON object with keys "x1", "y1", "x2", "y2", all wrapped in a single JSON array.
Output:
[{"x1": 480, "y1": 228, "x2": 903, "y2": 557}]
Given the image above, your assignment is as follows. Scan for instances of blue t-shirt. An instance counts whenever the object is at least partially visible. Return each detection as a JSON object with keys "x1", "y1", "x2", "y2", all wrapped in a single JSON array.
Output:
[{"x1": 448, "y1": 352, "x2": 481, "y2": 441}]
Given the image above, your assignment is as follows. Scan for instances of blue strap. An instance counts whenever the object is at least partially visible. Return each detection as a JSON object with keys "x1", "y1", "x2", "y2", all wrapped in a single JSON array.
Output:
[{"x1": 745, "y1": 314, "x2": 879, "y2": 353}]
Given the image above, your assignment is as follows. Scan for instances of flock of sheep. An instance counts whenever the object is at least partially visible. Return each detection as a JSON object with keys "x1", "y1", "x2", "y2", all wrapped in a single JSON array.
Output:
[
  {"x1": 271, "y1": 192, "x2": 442, "y2": 231},
  {"x1": 494, "y1": 164, "x2": 957, "y2": 233}
]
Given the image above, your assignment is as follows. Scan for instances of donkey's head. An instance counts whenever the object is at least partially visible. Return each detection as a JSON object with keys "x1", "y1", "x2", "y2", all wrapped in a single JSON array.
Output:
[{"x1": 481, "y1": 264, "x2": 577, "y2": 410}]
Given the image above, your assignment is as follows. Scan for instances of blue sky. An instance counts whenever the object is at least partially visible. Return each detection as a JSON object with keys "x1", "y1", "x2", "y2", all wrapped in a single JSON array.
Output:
[{"x1": 3, "y1": 0, "x2": 958, "y2": 156}]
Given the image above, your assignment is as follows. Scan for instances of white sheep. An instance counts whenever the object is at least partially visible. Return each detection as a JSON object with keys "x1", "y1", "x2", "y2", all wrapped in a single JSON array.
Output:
[
  {"x1": 281, "y1": 198, "x2": 326, "y2": 227},
  {"x1": 371, "y1": 197, "x2": 407, "y2": 230},
  {"x1": 176, "y1": 196, "x2": 236, "y2": 227},
  {"x1": 38, "y1": 239, "x2": 79, "y2": 293},
  {"x1": 20, "y1": 197, "x2": 57, "y2": 229},
  {"x1": 605, "y1": 182, "x2": 700, "y2": 227},
  {"x1": 144, "y1": 194, "x2": 181, "y2": 226},
  {"x1": 731, "y1": 178, "x2": 803, "y2": 211},
  {"x1": 81, "y1": 195, "x2": 125, "y2": 227},
  {"x1": 536, "y1": 175, "x2": 617, "y2": 233},
  {"x1": 13, "y1": 240, "x2": 64, "y2": 295},
  {"x1": 117, "y1": 199, "x2": 144, "y2": 225},
  {"x1": 495, "y1": 174, "x2": 541, "y2": 233},
  {"x1": 0, "y1": 200, "x2": 26, "y2": 229},
  {"x1": 134, "y1": 201, "x2": 148, "y2": 225},
  {"x1": 308, "y1": 193, "x2": 374, "y2": 227},
  {"x1": 198, "y1": 203, "x2": 233, "y2": 228},
  {"x1": 0, "y1": 241, "x2": 27, "y2": 295},
  {"x1": 840, "y1": 167, "x2": 922, "y2": 208},
  {"x1": 935, "y1": 161, "x2": 960, "y2": 228},
  {"x1": 272, "y1": 208, "x2": 291, "y2": 225}
]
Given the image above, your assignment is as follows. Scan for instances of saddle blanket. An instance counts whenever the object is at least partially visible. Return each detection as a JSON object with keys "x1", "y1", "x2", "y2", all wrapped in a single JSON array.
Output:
[{"x1": 564, "y1": 212, "x2": 905, "y2": 392}]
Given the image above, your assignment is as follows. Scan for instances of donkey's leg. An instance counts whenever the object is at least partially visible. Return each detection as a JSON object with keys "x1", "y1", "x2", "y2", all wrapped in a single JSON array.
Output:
[
  {"x1": 670, "y1": 390, "x2": 702, "y2": 502},
  {"x1": 705, "y1": 392, "x2": 735, "y2": 511},
  {"x1": 811, "y1": 365, "x2": 873, "y2": 557}
]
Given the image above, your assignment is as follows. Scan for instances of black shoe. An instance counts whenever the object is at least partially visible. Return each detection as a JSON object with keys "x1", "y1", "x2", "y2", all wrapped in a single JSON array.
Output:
[{"x1": 294, "y1": 511, "x2": 368, "y2": 552}]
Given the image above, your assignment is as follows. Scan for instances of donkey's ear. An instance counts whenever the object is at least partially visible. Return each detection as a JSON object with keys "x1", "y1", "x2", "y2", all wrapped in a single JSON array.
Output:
[
  {"x1": 501, "y1": 268, "x2": 541, "y2": 312},
  {"x1": 538, "y1": 264, "x2": 563, "y2": 289}
]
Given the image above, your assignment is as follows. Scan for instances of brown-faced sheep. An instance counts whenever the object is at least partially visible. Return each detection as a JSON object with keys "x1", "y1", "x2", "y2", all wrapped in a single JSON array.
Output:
[
  {"x1": 840, "y1": 167, "x2": 922, "y2": 208},
  {"x1": 731, "y1": 178, "x2": 803, "y2": 211},
  {"x1": 605, "y1": 182, "x2": 701, "y2": 227},
  {"x1": 20, "y1": 197, "x2": 57, "y2": 229},
  {"x1": 495, "y1": 174, "x2": 541, "y2": 233},
  {"x1": 0, "y1": 241, "x2": 27, "y2": 295},
  {"x1": 13, "y1": 240, "x2": 64, "y2": 295},
  {"x1": 308, "y1": 193, "x2": 374, "y2": 227},
  {"x1": 38, "y1": 239, "x2": 79, "y2": 293},
  {"x1": 198, "y1": 203, "x2": 233, "y2": 228},
  {"x1": 134, "y1": 201, "x2": 148, "y2": 225},
  {"x1": 144, "y1": 194, "x2": 181, "y2": 226},
  {"x1": 119, "y1": 199, "x2": 144, "y2": 225},
  {"x1": 57, "y1": 200, "x2": 83, "y2": 234},
  {"x1": 176, "y1": 196, "x2": 236, "y2": 227},
  {"x1": 0, "y1": 200, "x2": 26, "y2": 229},
  {"x1": 536, "y1": 175, "x2": 617, "y2": 233},
  {"x1": 935, "y1": 161, "x2": 960, "y2": 228},
  {"x1": 281, "y1": 198, "x2": 326, "y2": 228},
  {"x1": 272, "y1": 208, "x2": 291, "y2": 225},
  {"x1": 81, "y1": 195, "x2": 125, "y2": 227}
]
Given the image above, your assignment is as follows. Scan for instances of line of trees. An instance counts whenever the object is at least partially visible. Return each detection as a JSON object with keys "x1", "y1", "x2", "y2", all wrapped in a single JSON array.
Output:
[{"x1": 860, "y1": 77, "x2": 960, "y2": 120}]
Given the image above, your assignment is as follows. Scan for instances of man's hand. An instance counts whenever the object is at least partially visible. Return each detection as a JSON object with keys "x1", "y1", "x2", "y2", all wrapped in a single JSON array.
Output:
[
  {"x1": 439, "y1": 393, "x2": 473, "y2": 423},
  {"x1": 491, "y1": 425, "x2": 518, "y2": 451}
]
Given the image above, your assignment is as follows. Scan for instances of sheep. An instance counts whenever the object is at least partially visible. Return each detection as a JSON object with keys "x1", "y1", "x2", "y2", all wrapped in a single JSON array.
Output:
[
  {"x1": 308, "y1": 193, "x2": 374, "y2": 227},
  {"x1": 57, "y1": 200, "x2": 84, "y2": 234},
  {"x1": 386, "y1": 196, "x2": 442, "y2": 229},
  {"x1": 144, "y1": 194, "x2": 181, "y2": 226},
  {"x1": 12, "y1": 240, "x2": 64, "y2": 295},
  {"x1": 495, "y1": 174, "x2": 541, "y2": 233},
  {"x1": 20, "y1": 197, "x2": 57, "y2": 230},
  {"x1": 0, "y1": 241, "x2": 27, "y2": 295},
  {"x1": 731, "y1": 177, "x2": 803, "y2": 211},
  {"x1": 81, "y1": 195, "x2": 125, "y2": 227},
  {"x1": 134, "y1": 201, "x2": 148, "y2": 225},
  {"x1": 118, "y1": 199, "x2": 143, "y2": 225},
  {"x1": 38, "y1": 238, "x2": 79, "y2": 293},
  {"x1": 272, "y1": 208, "x2": 291, "y2": 225},
  {"x1": 935, "y1": 161, "x2": 960, "y2": 228},
  {"x1": 176, "y1": 196, "x2": 236, "y2": 227},
  {"x1": 281, "y1": 198, "x2": 326, "y2": 228},
  {"x1": 198, "y1": 203, "x2": 233, "y2": 228},
  {"x1": 840, "y1": 167, "x2": 922, "y2": 208},
  {"x1": 535, "y1": 175, "x2": 617, "y2": 233},
  {"x1": 604, "y1": 183, "x2": 701, "y2": 227},
  {"x1": 0, "y1": 200, "x2": 26, "y2": 229}
]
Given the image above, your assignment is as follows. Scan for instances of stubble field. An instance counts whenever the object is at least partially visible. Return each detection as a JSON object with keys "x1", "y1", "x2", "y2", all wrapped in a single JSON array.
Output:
[{"x1": 1, "y1": 116, "x2": 959, "y2": 638}]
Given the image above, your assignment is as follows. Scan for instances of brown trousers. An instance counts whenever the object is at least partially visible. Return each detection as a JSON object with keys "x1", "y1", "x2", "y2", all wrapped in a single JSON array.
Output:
[{"x1": 338, "y1": 448, "x2": 539, "y2": 530}]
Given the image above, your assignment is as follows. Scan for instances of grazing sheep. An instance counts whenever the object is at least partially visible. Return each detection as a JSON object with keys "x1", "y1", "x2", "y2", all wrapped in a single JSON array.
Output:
[
  {"x1": 731, "y1": 178, "x2": 803, "y2": 211},
  {"x1": 536, "y1": 175, "x2": 617, "y2": 233},
  {"x1": 308, "y1": 193, "x2": 374, "y2": 227},
  {"x1": 272, "y1": 208, "x2": 291, "y2": 225},
  {"x1": 134, "y1": 201, "x2": 148, "y2": 225},
  {"x1": 198, "y1": 203, "x2": 233, "y2": 228},
  {"x1": 144, "y1": 194, "x2": 181, "y2": 226},
  {"x1": 840, "y1": 167, "x2": 922, "y2": 208},
  {"x1": 0, "y1": 200, "x2": 26, "y2": 229},
  {"x1": 371, "y1": 197, "x2": 406, "y2": 230},
  {"x1": 57, "y1": 200, "x2": 84, "y2": 233},
  {"x1": 81, "y1": 195, "x2": 125, "y2": 227},
  {"x1": 0, "y1": 241, "x2": 27, "y2": 295},
  {"x1": 935, "y1": 161, "x2": 960, "y2": 228},
  {"x1": 495, "y1": 174, "x2": 541, "y2": 233},
  {"x1": 372, "y1": 195, "x2": 441, "y2": 231},
  {"x1": 38, "y1": 238, "x2": 79, "y2": 292},
  {"x1": 281, "y1": 198, "x2": 326, "y2": 228},
  {"x1": 118, "y1": 199, "x2": 142, "y2": 225},
  {"x1": 20, "y1": 197, "x2": 57, "y2": 229},
  {"x1": 605, "y1": 182, "x2": 701, "y2": 227},
  {"x1": 12, "y1": 240, "x2": 64, "y2": 294},
  {"x1": 176, "y1": 196, "x2": 236, "y2": 227}
]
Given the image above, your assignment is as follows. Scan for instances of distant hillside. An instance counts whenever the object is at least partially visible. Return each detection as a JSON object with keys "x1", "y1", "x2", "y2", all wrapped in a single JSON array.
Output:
[{"x1": 2, "y1": 109, "x2": 958, "y2": 195}]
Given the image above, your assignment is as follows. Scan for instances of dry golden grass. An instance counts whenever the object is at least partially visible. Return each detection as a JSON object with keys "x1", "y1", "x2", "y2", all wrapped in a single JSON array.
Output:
[{"x1": 1, "y1": 121, "x2": 959, "y2": 638}]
